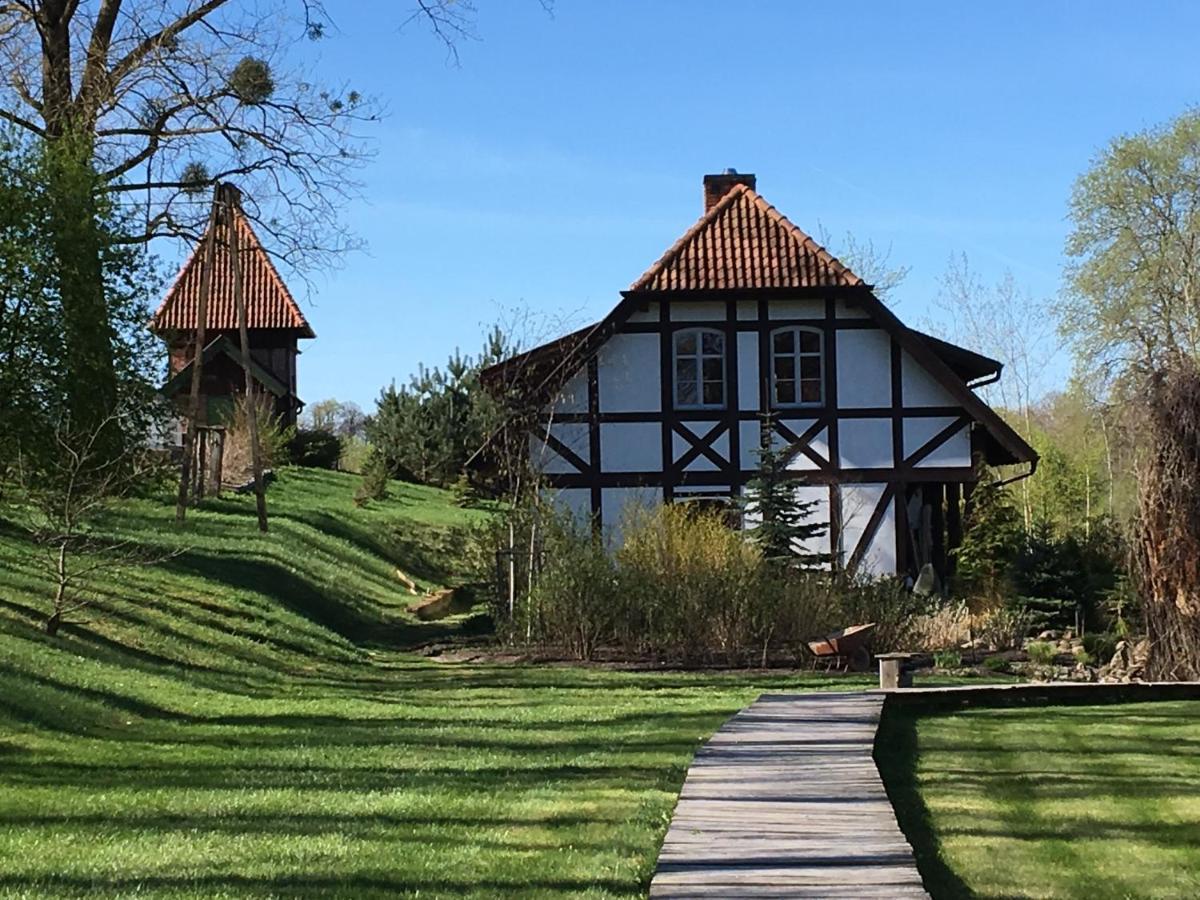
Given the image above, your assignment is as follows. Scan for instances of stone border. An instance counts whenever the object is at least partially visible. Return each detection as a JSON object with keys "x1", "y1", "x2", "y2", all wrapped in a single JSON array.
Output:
[{"x1": 875, "y1": 680, "x2": 1200, "y2": 711}]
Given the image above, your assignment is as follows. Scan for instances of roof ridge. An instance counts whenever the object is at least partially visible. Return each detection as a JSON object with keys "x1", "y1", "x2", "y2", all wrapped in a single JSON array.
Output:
[
  {"x1": 628, "y1": 183, "x2": 751, "y2": 291},
  {"x1": 743, "y1": 188, "x2": 863, "y2": 286},
  {"x1": 627, "y1": 182, "x2": 864, "y2": 293}
]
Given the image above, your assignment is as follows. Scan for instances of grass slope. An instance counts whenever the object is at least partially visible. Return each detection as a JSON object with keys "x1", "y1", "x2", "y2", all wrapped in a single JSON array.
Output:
[
  {"x1": 0, "y1": 469, "x2": 873, "y2": 898},
  {"x1": 878, "y1": 701, "x2": 1200, "y2": 900}
]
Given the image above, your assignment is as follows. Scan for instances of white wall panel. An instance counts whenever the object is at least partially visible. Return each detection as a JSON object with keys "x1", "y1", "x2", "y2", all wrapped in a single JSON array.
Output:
[
  {"x1": 902, "y1": 416, "x2": 956, "y2": 461},
  {"x1": 625, "y1": 302, "x2": 659, "y2": 323},
  {"x1": 739, "y1": 420, "x2": 762, "y2": 469},
  {"x1": 545, "y1": 487, "x2": 592, "y2": 525},
  {"x1": 837, "y1": 329, "x2": 892, "y2": 408},
  {"x1": 598, "y1": 334, "x2": 660, "y2": 412},
  {"x1": 839, "y1": 483, "x2": 895, "y2": 574},
  {"x1": 737, "y1": 332, "x2": 760, "y2": 409},
  {"x1": 736, "y1": 300, "x2": 758, "y2": 321},
  {"x1": 860, "y1": 506, "x2": 897, "y2": 575},
  {"x1": 768, "y1": 299, "x2": 823, "y2": 319},
  {"x1": 600, "y1": 422, "x2": 661, "y2": 472},
  {"x1": 602, "y1": 487, "x2": 661, "y2": 546},
  {"x1": 792, "y1": 485, "x2": 832, "y2": 559},
  {"x1": 835, "y1": 298, "x2": 871, "y2": 318},
  {"x1": 902, "y1": 350, "x2": 958, "y2": 407},
  {"x1": 838, "y1": 418, "x2": 893, "y2": 469},
  {"x1": 917, "y1": 426, "x2": 971, "y2": 468},
  {"x1": 529, "y1": 422, "x2": 590, "y2": 474},
  {"x1": 670, "y1": 301, "x2": 725, "y2": 321},
  {"x1": 549, "y1": 367, "x2": 588, "y2": 414}
]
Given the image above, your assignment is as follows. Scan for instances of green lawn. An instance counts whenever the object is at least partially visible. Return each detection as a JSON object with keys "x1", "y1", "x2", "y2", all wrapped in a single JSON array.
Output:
[
  {"x1": 878, "y1": 700, "x2": 1200, "y2": 900},
  {"x1": 0, "y1": 469, "x2": 873, "y2": 898}
]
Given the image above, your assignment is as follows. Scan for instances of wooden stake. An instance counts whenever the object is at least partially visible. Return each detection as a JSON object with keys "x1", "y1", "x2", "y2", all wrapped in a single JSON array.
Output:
[
  {"x1": 223, "y1": 183, "x2": 269, "y2": 533},
  {"x1": 175, "y1": 190, "x2": 220, "y2": 523}
]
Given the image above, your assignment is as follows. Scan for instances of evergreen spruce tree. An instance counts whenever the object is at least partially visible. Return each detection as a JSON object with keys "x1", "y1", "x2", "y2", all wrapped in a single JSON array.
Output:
[{"x1": 741, "y1": 416, "x2": 828, "y2": 567}]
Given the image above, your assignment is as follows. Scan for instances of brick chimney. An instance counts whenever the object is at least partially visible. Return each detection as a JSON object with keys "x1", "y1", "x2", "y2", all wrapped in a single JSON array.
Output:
[{"x1": 703, "y1": 169, "x2": 756, "y2": 212}]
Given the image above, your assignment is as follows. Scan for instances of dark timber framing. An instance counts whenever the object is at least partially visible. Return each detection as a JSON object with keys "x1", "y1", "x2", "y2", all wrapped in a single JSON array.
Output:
[{"x1": 478, "y1": 282, "x2": 1037, "y2": 580}]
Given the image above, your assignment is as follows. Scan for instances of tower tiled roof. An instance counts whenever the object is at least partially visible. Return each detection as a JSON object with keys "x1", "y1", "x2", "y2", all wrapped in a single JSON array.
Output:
[
  {"x1": 150, "y1": 208, "x2": 315, "y2": 338},
  {"x1": 629, "y1": 183, "x2": 862, "y2": 292}
]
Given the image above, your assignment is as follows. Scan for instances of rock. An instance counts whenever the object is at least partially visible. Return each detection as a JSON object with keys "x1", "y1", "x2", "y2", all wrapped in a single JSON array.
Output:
[{"x1": 1038, "y1": 630, "x2": 1061, "y2": 641}]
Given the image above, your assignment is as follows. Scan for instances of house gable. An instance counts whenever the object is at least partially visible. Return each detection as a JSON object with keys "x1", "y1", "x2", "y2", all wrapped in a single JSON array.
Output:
[{"x1": 473, "y1": 172, "x2": 1037, "y2": 577}]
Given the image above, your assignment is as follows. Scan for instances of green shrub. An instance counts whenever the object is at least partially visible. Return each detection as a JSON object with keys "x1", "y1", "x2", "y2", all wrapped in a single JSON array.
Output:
[
  {"x1": 1026, "y1": 640, "x2": 1057, "y2": 666},
  {"x1": 1082, "y1": 632, "x2": 1119, "y2": 665},
  {"x1": 616, "y1": 503, "x2": 763, "y2": 665},
  {"x1": 353, "y1": 450, "x2": 390, "y2": 506},
  {"x1": 982, "y1": 655, "x2": 1011, "y2": 674},
  {"x1": 525, "y1": 516, "x2": 617, "y2": 660},
  {"x1": 338, "y1": 436, "x2": 372, "y2": 474},
  {"x1": 933, "y1": 649, "x2": 963, "y2": 669},
  {"x1": 289, "y1": 428, "x2": 343, "y2": 469},
  {"x1": 974, "y1": 607, "x2": 1033, "y2": 650},
  {"x1": 1074, "y1": 647, "x2": 1094, "y2": 666},
  {"x1": 493, "y1": 499, "x2": 936, "y2": 665}
]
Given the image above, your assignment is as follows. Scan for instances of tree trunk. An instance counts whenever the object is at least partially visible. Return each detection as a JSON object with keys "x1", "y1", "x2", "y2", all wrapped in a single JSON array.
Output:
[
  {"x1": 43, "y1": 141, "x2": 119, "y2": 455},
  {"x1": 44, "y1": 611, "x2": 62, "y2": 636}
]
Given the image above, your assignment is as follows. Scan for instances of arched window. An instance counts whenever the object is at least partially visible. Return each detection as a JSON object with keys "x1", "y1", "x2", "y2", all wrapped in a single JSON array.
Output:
[
  {"x1": 770, "y1": 326, "x2": 823, "y2": 407},
  {"x1": 674, "y1": 328, "x2": 725, "y2": 408}
]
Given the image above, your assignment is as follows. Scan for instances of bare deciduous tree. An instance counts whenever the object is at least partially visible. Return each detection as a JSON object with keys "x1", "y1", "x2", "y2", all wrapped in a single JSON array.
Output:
[
  {"x1": 13, "y1": 414, "x2": 178, "y2": 635},
  {"x1": 816, "y1": 224, "x2": 911, "y2": 303},
  {"x1": 930, "y1": 254, "x2": 1062, "y2": 529},
  {"x1": 0, "y1": 1, "x2": 524, "y2": 269}
]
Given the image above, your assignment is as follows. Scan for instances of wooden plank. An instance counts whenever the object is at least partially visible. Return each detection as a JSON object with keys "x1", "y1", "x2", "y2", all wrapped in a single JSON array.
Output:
[{"x1": 649, "y1": 692, "x2": 929, "y2": 899}]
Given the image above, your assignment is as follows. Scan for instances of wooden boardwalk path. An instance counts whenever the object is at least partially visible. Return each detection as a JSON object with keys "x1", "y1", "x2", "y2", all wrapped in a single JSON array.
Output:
[{"x1": 649, "y1": 692, "x2": 929, "y2": 899}]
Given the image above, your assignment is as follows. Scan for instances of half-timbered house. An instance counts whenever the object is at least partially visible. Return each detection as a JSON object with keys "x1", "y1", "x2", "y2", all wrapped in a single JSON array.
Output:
[{"x1": 478, "y1": 171, "x2": 1037, "y2": 579}]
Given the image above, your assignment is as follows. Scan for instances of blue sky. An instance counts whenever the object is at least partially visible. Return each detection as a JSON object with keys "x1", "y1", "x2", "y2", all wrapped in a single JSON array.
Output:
[{"x1": 205, "y1": 1, "x2": 1200, "y2": 409}]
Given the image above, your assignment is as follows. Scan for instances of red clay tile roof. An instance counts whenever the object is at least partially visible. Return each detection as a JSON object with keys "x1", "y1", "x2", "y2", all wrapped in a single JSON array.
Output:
[
  {"x1": 151, "y1": 208, "x2": 315, "y2": 338},
  {"x1": 629, "y1": 183, "x2": 863, "y2": 292}
]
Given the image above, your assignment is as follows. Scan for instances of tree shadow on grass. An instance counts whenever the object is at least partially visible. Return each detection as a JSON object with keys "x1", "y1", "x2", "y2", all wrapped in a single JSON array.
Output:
[
  {"x1": 165, "y1": 551, "x2": 457, "y2": 649},
  {"x1": 873, "y1": 703, "x2": 974, "y2": 900}
]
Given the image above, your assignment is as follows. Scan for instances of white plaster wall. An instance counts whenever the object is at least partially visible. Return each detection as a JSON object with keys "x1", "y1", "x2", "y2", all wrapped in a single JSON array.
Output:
[
  {"x1": 838, "y1": 418, "x2": 893, "y2": 469},
  {"x1": 768, "y1": 299, "x2": 823, "y2": 319},
  {"x1": 739, "y1": 420, "x2": 762, "y2": 469},
  {"x1": 917, "y1": 426, "x2": 971, "y2": 468},
  {"x1": 736, "y1": 300, "x2": 758, "y2": 321},
  {"x1": 737, "y1": 332, "x2": 759, "y2": 409},
  {"x1": 793, "y1": 485, "x2": 832, "y2": 558},
  {"x1": 835, "y1": 298, "x2": 871, "y2": 318},
  {"x1": 598, "y1": 333, "x2": 660, "y2": 412},
  {"x1": 901, "y1": 416, "x2": 972, "y2": 467},
  {"x1": 902, "y1": 350, "x2": 958, "y2": 407},
  {"x1": 545, "y1": 487, "x2": 592, "y2": 526},
  {"x1": 901, "y1": 416, "x2": 951, "y2": 460},
  {"x1": 625, "y1": 302, "x2": 659, "y2": 323},
  {"x1": 600, "y1": 422, "x2": 661, "y2": 472},
  {"x1": 529, "y1": 423, "x2": 590, "y2": 474},
  {"x1": 837, "y1": 329, "x2": 892, "y2": 408},
  {"x1": 840, "y1": 483, "x2": 896, "y2": 575},
  {"x1": 671, "y1": 424, "x2": 731, "y2": 472},
  {"x1": 601, "y1": 486, "x2": 661, "y2": 546},
  {"x1": 860, "y1": 505, "x2": 898, "y2": 575},
  {"x1": 549, "y1": 367, "x2": 588, "y2": 415},
  {"x1": 670, "y1": 301, "x2": 726, "y2": 321}
]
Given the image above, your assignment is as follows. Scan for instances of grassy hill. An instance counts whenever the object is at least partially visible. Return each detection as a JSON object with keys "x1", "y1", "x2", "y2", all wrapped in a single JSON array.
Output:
[{"x1": 0, "y1": 468, "x2": 867, "y2": 899}]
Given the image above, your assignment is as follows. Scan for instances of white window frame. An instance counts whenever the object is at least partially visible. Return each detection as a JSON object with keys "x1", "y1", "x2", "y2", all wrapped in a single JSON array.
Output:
[
  {"x1": 770, "y1": 326, "x2": 824, "y2": 408},
  {"x1": 673, "y1": 327, "x2": 726, "y2": 409}
]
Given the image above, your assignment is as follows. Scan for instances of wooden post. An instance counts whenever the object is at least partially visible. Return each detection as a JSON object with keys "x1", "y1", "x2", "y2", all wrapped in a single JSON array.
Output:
[
  {"x1": 175, "y1": 190, "x2": 219, "y2": 522},
  {"x1": 946, "y1": 481, "x2": 962, "y2": 575},
  {"x1": 877, "y1": 653, "x2": 914, "y2": 690},
  {"x1": 223, "y1": 183, "x2": 269, "y2": 533}
]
